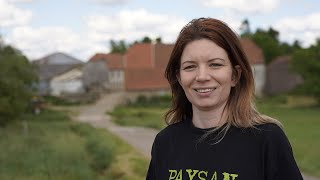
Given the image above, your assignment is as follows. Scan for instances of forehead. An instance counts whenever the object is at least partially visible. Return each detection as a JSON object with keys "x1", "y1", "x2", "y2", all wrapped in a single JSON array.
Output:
[{"x1": 181, "y1": 39, "x2": 229, "y2": 62}]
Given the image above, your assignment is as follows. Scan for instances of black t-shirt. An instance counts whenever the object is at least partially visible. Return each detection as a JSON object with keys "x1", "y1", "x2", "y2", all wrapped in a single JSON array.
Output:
[{"x1": 146, "y1": 119, "x2": 303, "y2": 180}]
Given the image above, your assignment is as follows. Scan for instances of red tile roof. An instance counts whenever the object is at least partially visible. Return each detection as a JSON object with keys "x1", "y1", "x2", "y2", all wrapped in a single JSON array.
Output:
[
  {"x1": 125, "y1": 43, "x2": 153, "y2": 69},
  {"x1": 154, "y1": 43, "x2": 174, "y2": 69},
  {"x1": 240, "y1": 38, "x2": 265, "y2": 64},
  {"x1": 89, "y1": 53, "x2": 124, "y2": 70}
]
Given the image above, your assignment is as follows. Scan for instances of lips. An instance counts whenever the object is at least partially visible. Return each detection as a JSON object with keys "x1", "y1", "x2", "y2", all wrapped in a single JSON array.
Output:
[{"x1": 194, "y1": 87, "x2": 217, "y2": 93}]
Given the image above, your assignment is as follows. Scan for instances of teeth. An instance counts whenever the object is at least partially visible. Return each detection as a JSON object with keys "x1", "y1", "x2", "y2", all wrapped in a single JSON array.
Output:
[{"x1": 196, "y1": 88, "x2": 214, "y2": 93}]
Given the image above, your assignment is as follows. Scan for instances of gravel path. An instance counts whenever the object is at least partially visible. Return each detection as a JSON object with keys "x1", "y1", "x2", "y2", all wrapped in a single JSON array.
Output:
[
  {"x1": 74, "y1": 92, "x2": 157, "y2": 159},
  {"x1": 73, "y1": 92, "x2": 318, "y2": 180}
]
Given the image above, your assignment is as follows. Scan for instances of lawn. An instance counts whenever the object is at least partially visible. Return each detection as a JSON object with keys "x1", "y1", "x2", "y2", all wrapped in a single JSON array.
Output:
[
  {"x1": 110, "y1": 94, "x2": 320, "y2": 177},
  {"x1": 0, "y1": 109, "x2": 148, "y2": 180}
]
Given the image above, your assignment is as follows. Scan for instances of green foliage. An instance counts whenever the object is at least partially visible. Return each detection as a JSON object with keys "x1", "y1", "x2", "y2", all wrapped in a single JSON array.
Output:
[
  {"x1": 141, "y1": 36, "x2": 152, "y2": 43},
  {"x1": 110, "y1": 95, "x2": 171, "y2": 130},
  {"x1": 244, "y1": 28, "x2": 284, "y2": 64},
  {"x1": 0, "y1": 44, "x2": 38, "y2": 125},
  {"x1": 86, "y1": 134, "x2": 115, "y2": 173},
  {"x1": 128, "y1": 94, "x2": 171, "y2": 108},
  {"x1": 1, "y1": 109, "x2": 147, "y2": 179},
  {"x1": 110, "y1": 40, "x2": 128, "y2": 54},
  {"x1": 156, "y1": 37, "x2": 162, "y2": 43},
  {"x1": 43, "y1": 95, "x2": 78, "y2": 105},
  {"x1": 291, "y1": 40, "x2": 320, "y2": 103}
]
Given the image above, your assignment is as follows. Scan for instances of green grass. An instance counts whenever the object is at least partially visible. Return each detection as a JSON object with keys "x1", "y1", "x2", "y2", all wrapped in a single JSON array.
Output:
[
  {"x1": 110, "y1": 94, "x2": 320, "y2": 177},
  {"x1": 0, "y1": 109, "x2": 148, "y2": 180},
  {"x1": 109, "y1": 106, "x2": 167, "y2": 130},
  {"x1": 109, "y1": 94, "x2": 169, "y2": 130}
]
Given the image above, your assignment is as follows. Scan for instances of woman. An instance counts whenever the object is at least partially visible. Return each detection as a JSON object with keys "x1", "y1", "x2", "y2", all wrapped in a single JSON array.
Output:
[{"x1": 146, "y1": 18, "x2": 303, "y2": 180}]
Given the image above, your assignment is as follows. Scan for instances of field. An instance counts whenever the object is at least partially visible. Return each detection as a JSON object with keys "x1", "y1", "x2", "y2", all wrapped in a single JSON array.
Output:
[
  {"x1": 0, "y1": 109, "x2": 148, "y2": 180},
  {"x1": 110, "y1": 94, "x2": 320, "y2": 177}
]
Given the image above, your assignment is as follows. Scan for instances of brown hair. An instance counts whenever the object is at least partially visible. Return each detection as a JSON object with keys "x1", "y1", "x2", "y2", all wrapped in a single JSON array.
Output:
[{"x1": 165, "y1": 17, "x2": 281, "y2": 129}]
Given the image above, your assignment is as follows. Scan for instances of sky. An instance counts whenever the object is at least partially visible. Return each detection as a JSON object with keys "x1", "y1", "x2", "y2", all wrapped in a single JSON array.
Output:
[{"x1": 0, "y1": 0, "x2": 319, "y2": 61}]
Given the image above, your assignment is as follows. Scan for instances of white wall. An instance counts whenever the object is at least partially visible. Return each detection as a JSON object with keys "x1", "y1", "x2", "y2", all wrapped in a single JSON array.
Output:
[
  {"x1": 251, "y1": 64, "x2": 266, "y2": 97},
  {"x1": 50, "y1": 79, "x2": 84, "y2": 96},
  {"x1": 108, "y1": 70, "x2": 124, "y2": 90}
]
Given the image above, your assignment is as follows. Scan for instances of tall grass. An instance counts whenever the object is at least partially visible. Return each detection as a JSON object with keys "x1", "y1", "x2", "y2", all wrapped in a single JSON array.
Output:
[{"x1": 0, "y1": 109, "x2": 148, "y2": 179}]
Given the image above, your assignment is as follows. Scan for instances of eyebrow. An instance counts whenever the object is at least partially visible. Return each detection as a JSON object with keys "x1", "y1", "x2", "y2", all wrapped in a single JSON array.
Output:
[{"x1": 181, "y1": 58, "x2": 226, "y2": 65}]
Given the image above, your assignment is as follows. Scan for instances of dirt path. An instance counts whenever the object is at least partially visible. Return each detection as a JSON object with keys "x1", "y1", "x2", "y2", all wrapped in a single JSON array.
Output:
[
  {"x1": 73, "y1": 92, "x2": 318, "y2": 180},
  {"x1": 74, "y1": 92, "x2": 157, "y2": 159}
]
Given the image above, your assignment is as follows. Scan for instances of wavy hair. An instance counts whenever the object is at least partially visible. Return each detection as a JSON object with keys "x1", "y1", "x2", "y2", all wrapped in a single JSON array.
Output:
[{"x1": 165, "y1": 18, "x2": 281, "y2": 131}]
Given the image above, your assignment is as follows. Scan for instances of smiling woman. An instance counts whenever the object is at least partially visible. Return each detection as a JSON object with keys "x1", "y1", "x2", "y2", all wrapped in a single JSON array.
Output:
[
  {"x1": 146, "y1": 18, "x2": 303, "y2": 180},
  {"x1": 178, "y1": 39, "x2": 240, "y2": 128}
]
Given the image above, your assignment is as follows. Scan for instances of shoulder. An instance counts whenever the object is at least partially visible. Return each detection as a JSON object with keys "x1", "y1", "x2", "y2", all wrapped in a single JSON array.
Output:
[
  {"x1": 155, "y1": 120, "x2": 187, "y2": 141},
  {"x1": 253, "y1": 123, "x2": 292, "y2": 150},
  {"x1": 151, "y1": 120, "x2": 187, "y2": 156},
  {"x1": 254, "y1": 123, "x2": 287, "y2": 139}
]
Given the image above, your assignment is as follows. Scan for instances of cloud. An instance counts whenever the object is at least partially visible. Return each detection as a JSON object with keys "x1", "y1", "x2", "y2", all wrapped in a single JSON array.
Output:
[
  {"x1": 91, "y1": 0, "x2": 130, "y2": 5},
  {"x1": 0, "y1": 0, "x2": 33, "y2": 27},
  {"x1": 5, "y1": 26, "x2": 105, "y2": 61},
  {"x1": 7, "y1": 0, "x2": 34, "y2": 3},
  {"x1": 200, "y1": 0, "x2": 279, "y2": 14},
  {"x1": 85, "y1": 8, "x2": 187, "y2": 43},
  {"x1": 275, "y1": 13, "x2": 320, "y2": 47}
]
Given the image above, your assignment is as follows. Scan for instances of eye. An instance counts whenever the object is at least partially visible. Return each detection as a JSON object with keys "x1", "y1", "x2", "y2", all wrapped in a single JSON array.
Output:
[
  {"x1": 209, "y1": 63, "x2": 223, "y2": 68},
  {"x1": 182, "y1": 65, "x2": 196, "y2": 71}
]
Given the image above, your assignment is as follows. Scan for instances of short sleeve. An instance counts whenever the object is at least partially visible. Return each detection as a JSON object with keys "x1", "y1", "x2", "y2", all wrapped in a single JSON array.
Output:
[{"x1": 263, "y1": 124, "x2": 303, "y2": 180}]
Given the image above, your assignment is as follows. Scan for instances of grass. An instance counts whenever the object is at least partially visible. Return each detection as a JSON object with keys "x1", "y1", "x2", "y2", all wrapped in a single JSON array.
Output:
[
  {"x1": 108, "y1": 94, "x2": 169, "y2": 130},
  {"x1": 0, "y1": 109, "x2": 148, "y2": 180},
  {"x1": 110, "y1": 94, "x2": 320, "y2": 177}
]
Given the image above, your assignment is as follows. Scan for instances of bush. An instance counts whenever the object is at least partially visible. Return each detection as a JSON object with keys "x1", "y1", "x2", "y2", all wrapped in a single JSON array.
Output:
[
  {"x1": 0, "y1": 45, "x2": 38, "y2": 125},
  {"x1": 86, "y1": 135, "x2": 114, "y2": 172},
  {"x1": 129, "y1": 94, "x2": 171, "y2": 108}
]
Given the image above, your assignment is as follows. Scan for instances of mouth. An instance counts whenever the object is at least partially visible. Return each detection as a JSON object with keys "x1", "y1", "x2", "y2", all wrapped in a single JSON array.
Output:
[{"x1": 194, "y1": 87, "x2": 217, "y2": 93}]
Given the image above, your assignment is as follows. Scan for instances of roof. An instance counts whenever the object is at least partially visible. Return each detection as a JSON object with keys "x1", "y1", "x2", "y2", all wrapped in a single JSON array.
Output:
[
  {"x1": 33, "y1": 52, "x2": 84, "y2": 65},
  {"x1": 154, "y1": 43, "x2": 174, "y2": 69},
  {"x1": 36, "y1": 64, "x2": 82, "y2": 81},
  {"x1": 240, "y1": 38, "x2": 265, "y2": 64},
  {"x1": 268, "y1": 55, "x2": 291, "y2": 66},
  {"x1": 125, "y1": 43, "x2": 153, "y2": 69},
  {"x1": 89, "y1": 53, "x2": 124, "y2": 70}
]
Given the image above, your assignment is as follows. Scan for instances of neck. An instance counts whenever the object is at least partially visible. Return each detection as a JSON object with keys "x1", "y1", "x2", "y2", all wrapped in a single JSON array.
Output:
[{"x1": 192, "y1": 103, "x2": 228, "y2": 129}]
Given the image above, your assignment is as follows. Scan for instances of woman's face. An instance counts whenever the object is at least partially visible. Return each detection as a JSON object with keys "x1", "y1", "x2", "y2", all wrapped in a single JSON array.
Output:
[{"x1": 178, "y1": 38, "x2": 238, "y2": 111}]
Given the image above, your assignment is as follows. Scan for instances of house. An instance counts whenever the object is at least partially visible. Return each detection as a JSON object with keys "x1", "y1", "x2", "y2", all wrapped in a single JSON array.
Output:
[
  {"x1": 265, "y1": 55, "x2": 303, "y2": 95},
  {"x1": 50, "y1": 65, "x2": 84, "y2": 96},
  {"x1": 124, "y1": 43, "x2": 173, "y2": 91},
  {"x1": 89, "y1": 53, "x2": 125, "y2": 90},
  {"x1": 240, "y1": 38, "x2": 266, "y2": 96},
  {"x1": 33, "y1": 52, "x2": 84, "y2": 96}
]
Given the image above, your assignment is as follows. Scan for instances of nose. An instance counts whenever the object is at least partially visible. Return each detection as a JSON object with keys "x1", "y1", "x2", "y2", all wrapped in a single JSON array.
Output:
[{"x1": 195, "y1": 66, "x2": 210, "y2": 81}]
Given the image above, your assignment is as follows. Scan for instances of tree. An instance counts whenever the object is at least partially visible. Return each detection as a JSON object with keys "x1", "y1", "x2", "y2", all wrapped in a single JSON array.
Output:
[
  {"x1": 247, "y1": 28, "x2": 283, "y2": 64},
  {"x1": 156, "y1": 37, "x2": 162, "y2": 44},
  {"x1": 141, "y1": 36, "x2": 152, "y2": 43},
  {"x1": 291, "y1": 39, "x2": 320, "y2": 103},
  {"x1": 0, "y1": 44, "x2": 38, "y2": 126},
  {"x1": 109, "y1": 40, "x2": 128, "y2": 54}
]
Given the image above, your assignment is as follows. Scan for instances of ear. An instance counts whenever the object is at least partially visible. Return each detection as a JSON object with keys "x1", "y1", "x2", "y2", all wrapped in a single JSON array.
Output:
[{"x1": 231, "y1": 65, "x2": 241, "y2": 87}]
